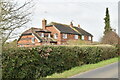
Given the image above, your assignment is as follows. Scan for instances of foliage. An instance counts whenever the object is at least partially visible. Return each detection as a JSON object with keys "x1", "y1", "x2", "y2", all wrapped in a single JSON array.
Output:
[
  {"x1": 104, "y1": 8, "x2": 112, "y2": 35},
  {"x1": 47, "y1": 57, "x2": 118, "y2": 78},
  {"x1": 2, "y1": 46, "x2": 118, "y2": 79},
  {"x1": 102, "y1": 8, "x2": 119, "y2": 45}
]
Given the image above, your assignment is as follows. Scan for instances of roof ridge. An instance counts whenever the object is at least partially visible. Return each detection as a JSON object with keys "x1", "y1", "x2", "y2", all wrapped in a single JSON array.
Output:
[
  {"x1": 79, "y1": 27, "x2": 92, "y2": 35},
  {"x1": 74, "y1": 27, "x2": 93, "y2": 36},
  {"x1": 49, "y1": 22, "x2": 69, "y2": 27},
  {"x1": 70, "y1": 27, "x2": 81, "y2": 35}
]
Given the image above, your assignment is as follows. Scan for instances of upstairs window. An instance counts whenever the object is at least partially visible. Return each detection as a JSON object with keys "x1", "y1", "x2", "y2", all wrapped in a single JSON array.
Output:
[
  {"x1": 41, "y1": 33, "x2": 44, "y2": 37},
  {"x1": 31, "y1": 37, "x2": 35, "y2": 43},
  {"x1": 48, "y1": 33, "x2": 51, "y2": 38},
  {"x1": 54, "y1": 33, "x2": 58, "y2": 39},
  {"x1": 63, "y1": 34, "x2": 67, "y2": 39},
  {"x1": 81, "y1": 35, "x2": 84, "y2": 40},
  {"x1": 74, "y1": 35, "x2": 78, "y2": 39}
]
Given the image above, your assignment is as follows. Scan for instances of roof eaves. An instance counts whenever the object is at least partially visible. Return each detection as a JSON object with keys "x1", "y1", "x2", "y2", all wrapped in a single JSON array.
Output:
[{"x1": 32, "y1": 33, "x2": 42, "y2": 42}]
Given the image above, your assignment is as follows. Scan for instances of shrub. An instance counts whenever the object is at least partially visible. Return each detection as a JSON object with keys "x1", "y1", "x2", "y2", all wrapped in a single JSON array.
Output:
[
  {"x1": 101, "y1": 31, "x2": 119, "y2": 45},
  {"x1": 2, "y1": 46, "x2": 118, "y2": 79}
]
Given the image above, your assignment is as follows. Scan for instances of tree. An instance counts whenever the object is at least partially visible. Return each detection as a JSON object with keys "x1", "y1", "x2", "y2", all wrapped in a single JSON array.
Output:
[
  {"x1": 101, "y1": 8, "x2": 119, "y2": 45},
  {"x1": 0, "y1": 0, "x2": 33, "y2": 46},
  {"x1": 101, "y1": 31, "x2": 119, "y2": 45},
  {"x1": 104, "y1": 8, "x2": 112, "y2": 35}
]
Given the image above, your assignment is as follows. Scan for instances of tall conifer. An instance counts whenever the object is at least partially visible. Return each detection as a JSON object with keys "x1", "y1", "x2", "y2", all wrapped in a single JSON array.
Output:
[{"x1": 104, "y1": 8, "x2": 112, "y2": 35}]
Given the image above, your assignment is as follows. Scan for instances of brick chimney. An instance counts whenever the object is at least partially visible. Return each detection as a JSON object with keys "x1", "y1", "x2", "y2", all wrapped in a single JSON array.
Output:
[
  {"x1": 78, "y1": 24, "x2": 80, "y2": 28},
  {"x1": 70, "y1": 22, "x2": 73, "y2": 27},
  {"x1": 42, "y1": 19, "x2": 47, "y2": 30}
]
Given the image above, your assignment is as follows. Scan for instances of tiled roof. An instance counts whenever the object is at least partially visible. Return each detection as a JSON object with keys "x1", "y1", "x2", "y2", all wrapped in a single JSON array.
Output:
[
  {"x1": 22, "y1": 27, "x2": 51, "y2": 35},
  {"x1": 47, "y1": 22, "x2": 93, "y2": 36},
  {"x1": 18, "y1": 27, "x2": 56, "y2": 42},
  {"x1": 74, "y1": 27, "x2": 93, "y2": 36},
  {"x1": 48, "y1": 22, "x2": 80, "y2": 35}
]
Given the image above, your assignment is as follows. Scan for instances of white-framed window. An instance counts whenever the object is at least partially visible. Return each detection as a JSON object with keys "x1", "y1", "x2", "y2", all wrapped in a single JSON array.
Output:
[
  {"x1": 41, "y1": 33, "x2": 44, "y2": 37},
  {"x1": 81, "y1": 35, "x2": 84, "y2": 40},
  {"x1": 88, "y1": 36, "x2": 91, "y2": 40},
  {"x1": 74, "y1": 35, "x2": 78, "y2": 39},
  {"x1": 31, "y1": 37, "x2": 35, "y2": 43},
  {"x1": 54, "y1": 33, "x2": 58, "y2": 39},
  {"x1": 48, "y1": 33, "x2": 51, "y2": 38},
  {"x1": 63, "y1": 34, "x2": 67, "y2": 39},
  {"x1": 20, "y1": 45, "x2": 24, "y2": 47}
]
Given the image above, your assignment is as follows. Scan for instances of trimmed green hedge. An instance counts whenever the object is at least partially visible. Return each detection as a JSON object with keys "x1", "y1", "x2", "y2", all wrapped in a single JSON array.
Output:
[{"x1": 2, "y1": 46, "x2": 118, "y2": 79}]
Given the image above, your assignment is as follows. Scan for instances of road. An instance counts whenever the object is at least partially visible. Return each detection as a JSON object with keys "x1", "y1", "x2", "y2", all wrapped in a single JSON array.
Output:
[{"x1": 70, "y1": 62, "x2": 118, "y2": 78}]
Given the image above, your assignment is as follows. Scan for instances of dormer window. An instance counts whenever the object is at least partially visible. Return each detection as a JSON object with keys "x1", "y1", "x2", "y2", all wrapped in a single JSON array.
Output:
[
  {"x1": 31, "y1": 37, "x2": 35, "y2": 43},
  {"x1": 63, "y1": 34, "x2": 67, "y2": 39},
  {"x1": 41, "y1": 33, "x2": 44, "y2": 37},
  {"x1": 54, "y1": 33, "x2": 58, "y2": 39}
]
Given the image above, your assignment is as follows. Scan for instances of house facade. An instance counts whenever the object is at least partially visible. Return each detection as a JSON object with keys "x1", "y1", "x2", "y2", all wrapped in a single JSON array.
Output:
[{"x1": 17, "y1": 19, "x2": 93, "y2": 47}]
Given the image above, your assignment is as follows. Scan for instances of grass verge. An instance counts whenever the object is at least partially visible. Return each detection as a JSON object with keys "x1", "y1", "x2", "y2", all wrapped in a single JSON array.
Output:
[{"x1": 46, "y1": 57, "x2": 118, "y2": 78}]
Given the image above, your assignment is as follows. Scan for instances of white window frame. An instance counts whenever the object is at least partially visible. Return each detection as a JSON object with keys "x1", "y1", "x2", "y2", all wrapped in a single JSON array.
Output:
[
  {"x1": 54, "y1": 33, "x2": 58, "y2": 39},
  {"x1": 32, "y1": 33, "x2": 41, "y2": 42},
  {"x1": 48, "y1": 33, "x2": 51, "y2": 38},
  {"x1": 74, "y1": 35, "x2": 78, "y2": 39},
  {"x1": 88, "y1": 36, "x2": 91, "y2": 40},
  {"x1": 63, "y1": 34, "x2": 67, "y2": 39},
  {"x1": 81, "y1": 35, "x2": 84, "y2": 40},
  {"x1": 20, "y1": 45, "x2": 24, "y2": 47},
  {"x1": 31, "y1": 37, "x2": 35, "y2": 43},
  {"x1": 41, "y1": 33, "x2": 44, "y2": 37}
]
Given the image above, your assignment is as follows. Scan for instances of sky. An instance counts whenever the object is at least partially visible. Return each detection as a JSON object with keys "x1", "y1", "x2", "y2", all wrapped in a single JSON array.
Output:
[{"x1": 14, "y1": 0, "x2": 119, "y2": 42}]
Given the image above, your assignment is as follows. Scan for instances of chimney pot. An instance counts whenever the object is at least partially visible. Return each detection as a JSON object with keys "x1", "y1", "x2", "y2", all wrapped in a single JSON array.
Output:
[
  {"x1": 70, "y1": 22, "x2": 73, "y2": 27},
  {"x1": 78, "y1": 24, "x2": 80, "y2": 28}
]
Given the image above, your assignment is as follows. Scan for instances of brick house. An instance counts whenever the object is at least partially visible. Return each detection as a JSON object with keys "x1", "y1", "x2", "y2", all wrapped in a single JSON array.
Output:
[{"x1": 17, "y1": 19, "x2": 93, "y2": 47}]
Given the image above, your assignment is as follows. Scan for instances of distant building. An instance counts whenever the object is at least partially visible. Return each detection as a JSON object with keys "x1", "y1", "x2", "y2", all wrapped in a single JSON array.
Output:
[{"x1": 17, "y1": 19, "x2": 93, "y2": 47}]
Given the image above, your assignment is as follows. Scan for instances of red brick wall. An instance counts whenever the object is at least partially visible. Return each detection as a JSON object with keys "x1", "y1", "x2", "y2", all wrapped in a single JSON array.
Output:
[
  {"x1": 46, "y1": 26, "x2": 61, "y2": 45},
  {"x1": 61, "y1": 34, "x2": 81, "y2": 44},
  {"x1": 46, "y1": 26, "x2": 83, "y2": 45},
  {"x1": 17, "y1": 34, "x2": 42, "y2": 47},
  {"x1": 84, "y1": 36, "x2": 88, "y2": 41},
  {"x1": 83, "y1": 35, "x2": 93, "y2": 43}
]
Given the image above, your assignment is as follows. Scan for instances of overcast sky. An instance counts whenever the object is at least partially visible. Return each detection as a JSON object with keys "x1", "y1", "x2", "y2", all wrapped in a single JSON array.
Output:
[{"x1": 15, "y1": 0, "x2": 119, "y2": 42}]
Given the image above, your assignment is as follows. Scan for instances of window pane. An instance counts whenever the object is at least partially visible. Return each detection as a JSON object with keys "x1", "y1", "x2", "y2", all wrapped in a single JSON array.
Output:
[
  {"x1": 63, "y1": 34, "x2": 67, "y2": 39},
  {"x1": 48, "y1": 34, "x2": 51, "y2": 38},
  {"x1": 88, "y1": 36, "x2": 91, "y2": 40},
  {"x1": 54, "y1": 33, "x2": 58, "y2": 39},
  {"x1": 82, "y1": 35, "x2": 84, "y2": 40},
  {"x1": 31, "y1": 37, "x2": 35, "y2": 43},
  {"x1": 41, "y1": 33, "x2": 44, "y2": 37},
  {"x1": 75, "y1": 35, "x2": 78, "y2": 39}
]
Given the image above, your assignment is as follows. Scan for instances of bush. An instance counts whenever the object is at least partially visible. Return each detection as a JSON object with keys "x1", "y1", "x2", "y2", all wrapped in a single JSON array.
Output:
[
  {"x1": 2, "y1": 46, "x2": 118, "y2": 79},
  {"x1": 101, "y1": 31, "x2": 119, "y2": 45}
]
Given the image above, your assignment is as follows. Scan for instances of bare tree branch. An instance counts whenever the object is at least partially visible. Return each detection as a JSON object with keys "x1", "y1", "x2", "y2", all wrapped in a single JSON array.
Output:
[{"x1": 0, "y1": 0, "x2": 34, "y2": 46}]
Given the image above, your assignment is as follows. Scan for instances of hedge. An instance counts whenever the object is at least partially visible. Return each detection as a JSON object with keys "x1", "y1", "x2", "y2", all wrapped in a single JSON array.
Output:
[{"x1": 2, "y1": 46, "x2": 118, "y2": 79}]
